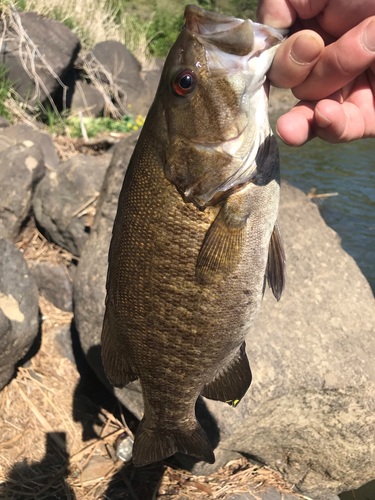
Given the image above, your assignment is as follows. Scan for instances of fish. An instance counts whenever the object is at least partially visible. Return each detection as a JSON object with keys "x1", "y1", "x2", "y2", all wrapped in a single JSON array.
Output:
[{"x1": 101, "y1": 4, "x2": 286, "y2": 467}]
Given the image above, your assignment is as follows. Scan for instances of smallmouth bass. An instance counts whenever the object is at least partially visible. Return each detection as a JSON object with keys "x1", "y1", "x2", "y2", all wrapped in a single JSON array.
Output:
[{"x1": 102, "y1": 4, "x2": 286, "y2": 466}]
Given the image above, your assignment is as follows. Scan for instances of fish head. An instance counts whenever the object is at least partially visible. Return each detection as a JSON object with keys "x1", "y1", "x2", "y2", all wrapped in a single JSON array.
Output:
[{"x1": 157, "y1": 4, "x2": 285, "y2": 207}]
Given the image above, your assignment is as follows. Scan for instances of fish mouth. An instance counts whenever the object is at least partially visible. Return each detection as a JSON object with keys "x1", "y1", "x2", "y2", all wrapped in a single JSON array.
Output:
[{"x1": 184, "y1": 4, "x2": 254, "y2": 56}]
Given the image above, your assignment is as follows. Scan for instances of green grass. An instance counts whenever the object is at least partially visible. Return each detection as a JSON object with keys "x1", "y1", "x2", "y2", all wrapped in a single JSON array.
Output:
[
  {"x1": 39, "y1": 105, "x2": 143, "y2": 138},
  {"x1": 66, "y1": 115, "x2": 142, "y2": 138},
  {"x1": 0, "y1": 65, "x2": 13, "y2": 121},
  {"x1": 105, "y1": 0, "x2": 259, "y2": 57}
]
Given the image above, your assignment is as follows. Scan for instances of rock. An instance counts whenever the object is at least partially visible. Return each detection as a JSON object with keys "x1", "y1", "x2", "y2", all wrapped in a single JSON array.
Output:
[
  {"x1": 0, "y1": 142, "x2": 45, "y2": 240},
  {"x1": 54, "y1": 325, "x2": 74, "y2": 364},
  {"x1": 0, "y1": 124, "x2": 60, "y2": 169},
  {"x1": 0, "y1": 239, "x2": 39, "y2": 390},
  {"x1": 31, "y1": 261, "x2": 73, "y2": 312},
  {"x1": 0, "y1": 116, "x2": 9, "y2": 127},
  {"x1": 89, "y1": 41, "x2": 142, "y2": 104},
  {"x1": 33, "y1": 153, "x2": 111, "y2": 257},
  {"x1": 1, "y1": 12, "x2": 80, "y2": 106},
  {"x1": 73, "y1": 143, "x2": 375, "y2": 500},
  {"x1": 135, "y1": 67, "x2": 162, "y2": 117},
  {"x1": 88, "y1": 41, "x2": 158, "y2": 117},
  {"x1": 81, "y1": 455, "x2": 114, "y2": 482},
  {"x1": 225, "y1": 489, "x2": 307, "y2": 500},
  {"x1": 70, "y1": 81, "x2": 105, "y2": 117},
  {"x1": 74, "y1": 132, "x2": 142, "y2": 409}
]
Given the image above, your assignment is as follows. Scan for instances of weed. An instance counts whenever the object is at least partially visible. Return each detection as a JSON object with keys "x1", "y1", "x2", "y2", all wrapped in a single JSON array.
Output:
[
  {"x1": 0, "y1": 65, "x2": 13, "y2": 121},
  {"x1": 65, "y1": 114, "x2": 141, "y2": 138}
]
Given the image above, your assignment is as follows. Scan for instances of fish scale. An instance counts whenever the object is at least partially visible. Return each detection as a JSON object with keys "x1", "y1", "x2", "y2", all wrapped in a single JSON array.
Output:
[{"x1": 102, "y1": 4, "x2": 286, "y2": 467}]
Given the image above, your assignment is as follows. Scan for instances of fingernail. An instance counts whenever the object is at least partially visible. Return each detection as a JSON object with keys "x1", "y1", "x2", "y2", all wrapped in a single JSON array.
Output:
[
  {"x1": 362, "y1": 19, "x2": 375, "y2": 52},
  {"x1": 315, "y1": 107, "x2": 331, "y2": 128},
  {"x1": 290, "y1": 34, "x2": 323, "y2": 65},
  {"x1": 276, "y1": 124, "x2": 294, "y2": 146}
]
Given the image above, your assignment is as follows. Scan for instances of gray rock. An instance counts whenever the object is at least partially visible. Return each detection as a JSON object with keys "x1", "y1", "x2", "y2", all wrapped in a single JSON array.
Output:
[
  {"x1": 0, "y1": 142, "x2": 45, "y2": 240},
  {"x1": 88, "y1": 41, "x2": 159, "y2": 117},
  {"x1": 0, "y1": 124, "x2": 60, "y2": 169},
  {"x1": 70, "y1": 81, "x2": 105, "y2": 117},
  {"x1": 54, "y1": 325, "x2": 74, "y2": 364},
  {"x1": 73, "y1": 140, "x2": 375, "y2": 500},
  {"x1": 31, "y1": 261, "x2": 73, "y2": 312},
  {"x1": 74, "y1": 132, "x2": 142, "y2": 409},
  {"x1": 33, "y1": 153, "x2": 111, "y2": 257},
  {"x1": 135, "y1": 67, "x2": 162, "y2": 118},
  {"x1": 1, "y1": 12, "x2": 80, "y2": 106},
  {"x1": 89, "y1": 41, "x2": 142, "y2": 106},
  {"x1": 226, "y1": 488, "x2": 303, "y2": 500},
  {"x1": 0, "y1": 239, "x2": 39, "y2": 390},
  {"x1": 0, "y1": 116, "x2": 10, "y2": 127}
]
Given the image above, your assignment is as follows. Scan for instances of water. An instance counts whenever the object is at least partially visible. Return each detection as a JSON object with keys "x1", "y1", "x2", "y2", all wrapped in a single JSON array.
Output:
[
  {"x1": 271, "y1": 116, "x2": 375, "y2": 292},
  {"x1": 271, "y1": 116, "x2": 375, "y2": 498}
]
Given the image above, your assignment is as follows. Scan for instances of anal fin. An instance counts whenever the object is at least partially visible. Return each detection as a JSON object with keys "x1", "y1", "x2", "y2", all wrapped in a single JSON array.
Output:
[
  {"x1": 101, "y1": 307, "x2": 137, "y2": 388},
  {"x1": 132, "y1": 418, "x2": 215, "y2": 466},
  {"x1": 201, "y1": 342, "x2": 252, "y2": 407},
  {"x1": 266, "y1": 220, "x2": 286, "y2": 301}
]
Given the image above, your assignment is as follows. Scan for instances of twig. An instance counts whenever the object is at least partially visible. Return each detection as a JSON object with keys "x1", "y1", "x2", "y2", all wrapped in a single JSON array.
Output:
[
  {"x1": 79, "y1": 112, "x2": 89, "y2": 142},
  {"x1": 102, "y1": 407, "x2": 134, "y2": 441},
  {"x1": 308, "y1": 192, "x2": 339, "y2": 199},
  {"x1": 71, "y1": 193, "x2": 99, "y2": 218}
]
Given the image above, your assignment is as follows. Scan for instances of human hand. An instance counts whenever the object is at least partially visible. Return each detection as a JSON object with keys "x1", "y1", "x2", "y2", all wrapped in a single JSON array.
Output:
[{"x1": 257, "y1": 0, "x2": 375, "y2": 145}]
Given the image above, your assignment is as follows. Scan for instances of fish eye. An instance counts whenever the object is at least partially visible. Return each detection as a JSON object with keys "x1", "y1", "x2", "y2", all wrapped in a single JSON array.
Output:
[{"x1": 172, "y1": 69, "x2": 197, "y2": 97}]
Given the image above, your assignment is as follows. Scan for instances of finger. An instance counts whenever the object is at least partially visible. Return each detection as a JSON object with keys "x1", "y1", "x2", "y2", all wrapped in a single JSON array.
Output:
[
  {"x1": 268, "y1": 30, "x2": 324, "y2": 88},
  {"x1": 315, "y1": 0, "x2": 375, "y2": 38},
  {"x1": 257, "y1": 0, "x2": 296, "y2": 28},
  {"x1": 276, "y1": 103, "x2": 316, "y2": 146},
  {"x1": 293, "y1": 17, "x2": 375, "y2": 101},
  {"x1": 287, "y1": 0, "x2": 328, "y2": 20},
  {"x1": 314, "y1": 99, "x2": 366, "y2": 143}
]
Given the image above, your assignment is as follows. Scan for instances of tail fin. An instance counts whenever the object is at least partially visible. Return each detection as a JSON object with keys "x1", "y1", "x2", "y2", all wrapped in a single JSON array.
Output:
[{"x1": 132, "y1": 418, "x2": 215, "y2": 466}]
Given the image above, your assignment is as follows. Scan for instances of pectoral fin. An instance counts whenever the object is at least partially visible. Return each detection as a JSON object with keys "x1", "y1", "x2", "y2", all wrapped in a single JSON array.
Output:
[
  {"x1": 101, "y1": 307, "x2": 138, "y2": 388},
  {"x1": 195, "y1": 189, "x2": 251, "y2": 284},
  {"x1": 201, "y1": 342, "x2": 252, "y2": 406},
  {"x1": 266, "y1": 221, "x2": 286, "y2": 301}
]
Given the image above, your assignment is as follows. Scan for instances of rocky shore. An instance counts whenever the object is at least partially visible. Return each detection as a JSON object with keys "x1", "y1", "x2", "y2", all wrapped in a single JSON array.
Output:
[{"x1": 0, "y1": 10, "x2": 373, "y2": 500}]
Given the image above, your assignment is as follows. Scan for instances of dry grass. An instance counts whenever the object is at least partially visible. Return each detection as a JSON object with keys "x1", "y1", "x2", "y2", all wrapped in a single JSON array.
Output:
[
  {"x1": 16, "y1": 0, "x2": 154, "y2": 66},
  {"x1": 16, "y1": 227, "x2": 74, "y2": 269}
]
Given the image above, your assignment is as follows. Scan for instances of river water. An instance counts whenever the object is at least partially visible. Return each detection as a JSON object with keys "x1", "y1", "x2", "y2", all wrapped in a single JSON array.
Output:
[
  {"x1": 271, "y1": 115, "x2": 375, "y2": 293},
  {"x1": 271, "y1": 116, "x2": 375, "y2": 498}
]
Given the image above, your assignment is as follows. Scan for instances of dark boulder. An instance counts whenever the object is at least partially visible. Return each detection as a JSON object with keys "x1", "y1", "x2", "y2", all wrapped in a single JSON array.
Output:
[
  {"x1": 0, "y1": 124, "x2": 60, "y2": 169},
  {"x1": 0, "y1": 142, "x2": 45, "y2": 240},
  {"x1": 33, "y1": 153, "x2": 111, "y2": 257},
  {"x1": 73, "y1": 135, "x2": 375, "y2": 499},
  {"x1": 87, "y1": 41, "x2": 160, "y2": 118},
  {"x1": 31, "y1": 261, "x2": 73, "y2": 312},
  {"x1": 0, "y1": 116, "x2": 10, "y2": 127},
  {"x1": 1, "y1": 11, "x2": 80, "y2": 106},
  {"x1": 89, "y1": 41, "x2": 142, "y2": 106},
  {"x1": 0, "y1": 239, "x2": 39, "y2": 390},
  {"x1": 70, "y1": 81, "x2": 105, "y2": 117},
  {"x1": 74, "y1": 132, "x2": 142, "y2": 409}
]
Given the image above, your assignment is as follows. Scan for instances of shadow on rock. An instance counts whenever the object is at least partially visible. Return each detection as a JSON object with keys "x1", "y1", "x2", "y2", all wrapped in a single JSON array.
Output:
[
  {"x1": 0, "y1": 432, "x2": 75, "y2": 500},
  {"x1": 70, "y1": 319, "x2": 138, "y2": 442}
]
